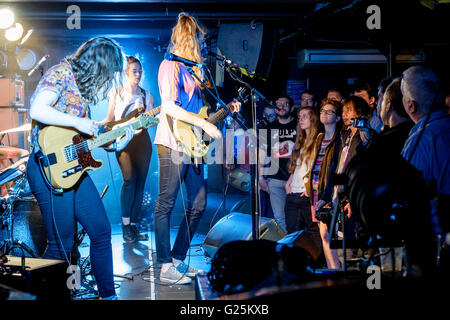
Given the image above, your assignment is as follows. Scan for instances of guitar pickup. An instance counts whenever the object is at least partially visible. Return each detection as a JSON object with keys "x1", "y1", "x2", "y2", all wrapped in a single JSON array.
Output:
[{"x1": 61, "y1": 165, "x2": 82, "y2": 178}]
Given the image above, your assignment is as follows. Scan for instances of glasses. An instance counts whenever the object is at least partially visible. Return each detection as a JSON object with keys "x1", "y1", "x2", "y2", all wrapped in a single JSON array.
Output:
[
  {"x1": 275, "y1": 101, "x2": 290, "y2": 107},
  {"x1": 320, "y1": 109, "x2": 336, "y2": 115}
]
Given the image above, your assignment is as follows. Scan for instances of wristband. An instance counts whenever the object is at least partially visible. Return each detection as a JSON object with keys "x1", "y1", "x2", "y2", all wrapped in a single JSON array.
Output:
[{"x1": 258, "y1": 177, "x2": 266, "y2": 181}]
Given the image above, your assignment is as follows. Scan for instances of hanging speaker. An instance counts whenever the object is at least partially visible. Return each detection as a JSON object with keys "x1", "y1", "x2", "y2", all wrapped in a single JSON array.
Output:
[
  {"x1": 217, "y1": 23, "x2": 276, "y2": 78},
  {"x1": 202, "y1": 212, "x2": 286, "y2": 258}
]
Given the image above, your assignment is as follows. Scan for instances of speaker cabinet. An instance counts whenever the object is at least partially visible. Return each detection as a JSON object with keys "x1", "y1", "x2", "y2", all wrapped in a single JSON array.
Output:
[
  {"x1": 0, "y1": 255, "x2": 70, "y2": 300},
  {"x1": 202, "y1": 212, "x2": 286, "y2": 258},
  {"x1": 217, "y1": 23, "x2": 276, "y2": 78}
]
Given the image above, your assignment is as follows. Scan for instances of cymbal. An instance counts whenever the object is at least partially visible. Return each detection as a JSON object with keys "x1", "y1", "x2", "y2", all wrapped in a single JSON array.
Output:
[
  {"x1": 0, "y1": 146, "x2": 29, "y2": 160},
  {"x1": 0, "y1": 123, "x2": 32, "y2": 134}
]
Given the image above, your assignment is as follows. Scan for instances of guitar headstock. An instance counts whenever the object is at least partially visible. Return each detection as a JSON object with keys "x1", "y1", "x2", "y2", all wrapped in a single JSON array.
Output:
[{"x1": 140, "y1": 115, "x2": 159, "y2": 128}]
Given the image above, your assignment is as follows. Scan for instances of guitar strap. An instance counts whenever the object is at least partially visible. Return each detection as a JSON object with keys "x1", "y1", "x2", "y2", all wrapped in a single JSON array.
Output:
[{"x1": 120, "y1": 88, "x2": 146, "y2": 119}]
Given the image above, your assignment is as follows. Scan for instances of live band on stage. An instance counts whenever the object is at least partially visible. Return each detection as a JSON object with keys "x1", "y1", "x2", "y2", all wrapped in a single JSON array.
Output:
[{"x1": 0, "y1": 6, "x2": 449, "y2": 304}]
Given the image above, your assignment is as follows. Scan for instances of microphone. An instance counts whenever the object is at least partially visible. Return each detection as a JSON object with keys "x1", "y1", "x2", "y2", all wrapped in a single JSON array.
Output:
[
  {"x1": 164, "y1": 52, "x2": 203, "y2": 68},
  {"x1": 207, "y1": 51, "x2": 232, "y2": 65},
  {"x1": 28, "y1": 54, "x2": 50, "y2": 77}
]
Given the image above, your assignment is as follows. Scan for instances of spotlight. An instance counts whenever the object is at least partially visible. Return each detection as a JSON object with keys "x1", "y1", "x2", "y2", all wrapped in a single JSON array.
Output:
[
  {"x1": 19, "y1": 28, "x2": 33, "y2": 46},
  {"x1": 5, "y1": 23, "x2": 24, "y2": 42},
  {"x1": 0, "y1": 8, "x2": 14, "y2": 29},
  {"x1": 16, "y1": 48, "x2": 37, "y2": 71}
]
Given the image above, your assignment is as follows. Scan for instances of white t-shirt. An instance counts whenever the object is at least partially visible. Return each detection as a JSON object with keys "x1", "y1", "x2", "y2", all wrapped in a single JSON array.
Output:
[
  {"x1": 290, "y1": 158, "x2": 312, "y2": 193},
  {"x1": 111, "y1": 87, "x2": 154, "y2": 121}
]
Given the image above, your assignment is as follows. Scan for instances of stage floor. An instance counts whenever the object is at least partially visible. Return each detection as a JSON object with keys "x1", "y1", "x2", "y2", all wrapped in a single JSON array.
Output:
[{"x1": 75, "y1": 192, "x2": 246, "y2": 300}]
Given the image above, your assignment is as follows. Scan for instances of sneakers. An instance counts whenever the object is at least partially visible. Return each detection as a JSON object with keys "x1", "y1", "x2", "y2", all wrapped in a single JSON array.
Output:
[
  {"x1": 160, "y1": 265, "x2": 192, "y2": 285},
  {"x1": 176, "y1": 262, "x2": 203, "y2": 277}
]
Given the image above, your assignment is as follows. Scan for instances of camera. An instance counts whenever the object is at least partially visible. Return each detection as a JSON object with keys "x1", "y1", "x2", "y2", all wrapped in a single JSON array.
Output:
[
  {"x1": 350, "y1": 117, "x2": 368, "y2": 128},
  {"x1": 315, "y1": 204, "x2": 333, "y2": 225}
]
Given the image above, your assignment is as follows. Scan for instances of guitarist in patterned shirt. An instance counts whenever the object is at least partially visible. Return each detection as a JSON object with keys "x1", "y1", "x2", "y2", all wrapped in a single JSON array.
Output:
[{"x1": 27, "y1": 37, "x2": 130, "y2": 300}]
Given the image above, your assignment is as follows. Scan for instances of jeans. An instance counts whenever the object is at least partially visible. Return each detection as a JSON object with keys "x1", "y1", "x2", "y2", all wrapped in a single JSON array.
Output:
[
  {"x1": 154, "y1": 145, "x2": 206, "y2": 264},
  {"x1": 285, "y1": 193, "x2": 322, "y2": 249},
  {"x1": 26, "y1": 151, "x2": 115, "y2": 298},
  {"x1": 267, "y1": 178, "x2": 287, "y2": 232},
  {"x1": 116, "y1": 130, "x2": 151, "y2": 223}
]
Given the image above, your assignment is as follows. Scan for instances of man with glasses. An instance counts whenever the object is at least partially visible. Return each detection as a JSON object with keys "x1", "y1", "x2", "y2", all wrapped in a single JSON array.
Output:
[
  {"x1": 298, "y1": 89, "x2": 317, "y2": 110},
  {"x1": 258, "y1": 96, "x2": 297, "y2": 232}
]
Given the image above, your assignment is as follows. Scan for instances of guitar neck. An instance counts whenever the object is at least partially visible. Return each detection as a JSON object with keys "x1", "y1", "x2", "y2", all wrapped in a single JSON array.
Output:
[
  {"x1": 144, "y1": 106, "x2": 161, "y2": 117},
  {"x1": 87, "y1": 119, "x2": 143, "y2": 150},
  {"x1": 207, "y1": 106, "x2": 229, "y2": 124}
]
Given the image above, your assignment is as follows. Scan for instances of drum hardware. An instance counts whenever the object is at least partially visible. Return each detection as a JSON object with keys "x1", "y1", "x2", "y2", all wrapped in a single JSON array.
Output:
[
  {"x1": 0, "y1": 146, "x2": 29, "y2": 160},
  {"x1": 0, "y1": 156, "x2": 41, "y2": 259}
]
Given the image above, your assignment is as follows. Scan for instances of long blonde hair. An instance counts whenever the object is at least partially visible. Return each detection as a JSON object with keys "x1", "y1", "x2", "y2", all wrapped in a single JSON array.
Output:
[
  {"x1": 68, "y1": 37, "x2": 123, "y2": 104},
  {"x1": 169, "y1": 12, "x2": 206, "y2": 87},
  {"x1": 288, "y1": 107, "x2": 320, "y2": 173}
]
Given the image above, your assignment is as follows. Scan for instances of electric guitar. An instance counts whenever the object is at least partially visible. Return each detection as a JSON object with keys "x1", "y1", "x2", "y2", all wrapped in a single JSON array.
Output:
[
  {"x1": 38, "y1": 115, "x2": 159, "y2": 189},
  {"x1": 173, "y1": 87, "x2": 249, "y2": 158},
  {"x1": 102, "y1": 106, "x2": 161, "y2": 132}
]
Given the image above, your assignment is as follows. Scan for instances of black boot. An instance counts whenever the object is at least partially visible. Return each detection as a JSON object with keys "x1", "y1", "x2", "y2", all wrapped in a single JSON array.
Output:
[
  {"x1": 130, "y1": 224, "x2": 149, "y2": 241},
  {"x1": 122, "y1": 224, "x2": 136, "y2": 242}
]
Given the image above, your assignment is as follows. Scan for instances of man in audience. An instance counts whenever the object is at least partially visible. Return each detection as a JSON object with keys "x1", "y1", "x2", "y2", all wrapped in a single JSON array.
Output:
[
  {"x1": 300, "y1": 89, "x2": 318, "y2": 109},
  {"x1": 371, "y1": 77, "x2": 414, "y2": 154},
  {"x1": 401, "y1": 65, "x2": 450, "y2": 237},
  {"x1": 354, "y1": 82, "x2": 383, "y2": 133},
  {"x1": 258, "y1": 95, "x2": 297, "y2": 232},
  {"x1": 327, "y1": 88, "x2": 344, "y2": 103}
]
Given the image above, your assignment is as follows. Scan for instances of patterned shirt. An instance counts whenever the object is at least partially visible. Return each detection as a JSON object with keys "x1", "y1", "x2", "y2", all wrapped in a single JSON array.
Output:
[
  {"x1": 30, "y1": 59, "x2": 89, "y2": 118},
  {"x1": 30, "y1": 59, "x2": 89, "y2": 149}
]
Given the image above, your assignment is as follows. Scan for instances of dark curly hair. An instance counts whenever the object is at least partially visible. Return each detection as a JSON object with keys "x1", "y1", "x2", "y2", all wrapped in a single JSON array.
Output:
[{"x1": 68, "y1": 37, "x2": 124, "y2": 105}]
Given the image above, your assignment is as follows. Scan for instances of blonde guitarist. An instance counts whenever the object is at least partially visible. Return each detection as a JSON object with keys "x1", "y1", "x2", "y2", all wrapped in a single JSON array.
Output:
[
  {"x1": 27, "y1": 37, "x2": 128, "y2": 300},
  {"x1": 154, "y1": 13, "x2": 240, "y2": 285},
  {"x1": 99, "y1": 56, "x2": 155, "y2": 243}
]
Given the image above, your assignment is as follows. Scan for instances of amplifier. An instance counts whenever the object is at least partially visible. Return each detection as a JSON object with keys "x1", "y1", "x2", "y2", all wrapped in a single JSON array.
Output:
[
  {"x1": 0, "y1": 78, "x2": 24, "y2": 107},
  {"x1": 0, "y1": 255, "x2": 70, "y2": 300}
]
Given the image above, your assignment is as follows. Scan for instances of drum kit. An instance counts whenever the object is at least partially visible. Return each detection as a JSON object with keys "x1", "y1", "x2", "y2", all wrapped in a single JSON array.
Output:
[{"x1": 0, "y1": 124, "x2": 46, "y2": 259}]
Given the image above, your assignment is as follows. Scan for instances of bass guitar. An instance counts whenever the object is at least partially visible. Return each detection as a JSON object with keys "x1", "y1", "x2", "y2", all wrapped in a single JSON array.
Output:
[{"x1": 38, "y1": 114, "x2": 159, "y2": 189}]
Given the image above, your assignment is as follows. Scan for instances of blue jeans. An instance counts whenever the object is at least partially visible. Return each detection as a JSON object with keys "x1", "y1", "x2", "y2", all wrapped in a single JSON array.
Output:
[
  {"x1": 267, "y1": 178, "x2": 288, "y2": 232},
  {"x1": 26, "y1": 151, "x2": 115, "y2": 298},
  {"x1": 154, "y1": 145, "x2": 206, "y2": 264}
]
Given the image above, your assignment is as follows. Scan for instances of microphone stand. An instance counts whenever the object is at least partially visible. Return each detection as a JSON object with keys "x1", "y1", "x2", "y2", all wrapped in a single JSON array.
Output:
[
  {"x1": 185, "y1": 66, "x2": 247, "y2": 131},
  {"x1": 220, "y1": 58, "x2": 274, "y2": 240}
]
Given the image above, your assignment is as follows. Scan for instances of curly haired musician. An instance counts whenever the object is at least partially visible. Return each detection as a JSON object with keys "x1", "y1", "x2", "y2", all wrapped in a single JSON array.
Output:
[{"x1": 27, "y1": 37, "x2": 126, "y2": 300}]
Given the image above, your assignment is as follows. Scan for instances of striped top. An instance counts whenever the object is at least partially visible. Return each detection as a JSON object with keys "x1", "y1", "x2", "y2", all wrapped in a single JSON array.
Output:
[{"x1": 311, "y1": 138, "x2": 331, "y2": 221}]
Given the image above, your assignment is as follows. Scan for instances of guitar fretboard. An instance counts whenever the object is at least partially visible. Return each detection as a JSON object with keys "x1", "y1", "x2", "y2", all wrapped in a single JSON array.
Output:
[{"x1": 207, "y1": 106, "x2": 231, "y2": 124}]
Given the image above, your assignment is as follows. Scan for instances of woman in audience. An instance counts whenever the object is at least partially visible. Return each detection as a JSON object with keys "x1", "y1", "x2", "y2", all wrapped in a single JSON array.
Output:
[
  {"x1": 284, "y1": 107, "x2": 321, "y2": 247},
  {"x1": 305, "y1": 99, "x2": 342, "y2": 269}
]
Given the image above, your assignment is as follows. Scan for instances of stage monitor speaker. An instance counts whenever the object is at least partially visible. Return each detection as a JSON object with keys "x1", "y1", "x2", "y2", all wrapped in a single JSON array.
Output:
[
  {"x1": 0, "y1": 255, "x2": 70, "y2": 300},
  {"x1": 202, "y1": 212, "x2": 286, "y2": 258},
  {"x1": 217, "y1": 23, "x2": 276, "y2": 78}
]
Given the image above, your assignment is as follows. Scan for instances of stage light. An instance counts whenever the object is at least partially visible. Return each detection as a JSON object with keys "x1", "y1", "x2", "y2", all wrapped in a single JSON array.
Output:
[
  {"x1": 16, "y1": 48, "x2": 37, "y2": 71},
  {"x1": 5, "y1": 23, "x2": 23, "y2": 42},
  {"x1": 19, "y1": 28, "x2": 33, "y2": 45},
  {"x1": 0, "y1": 8, "x2": 14, "y2": 29}
]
